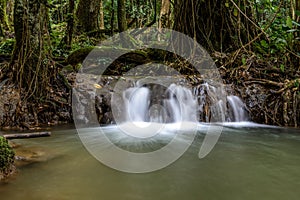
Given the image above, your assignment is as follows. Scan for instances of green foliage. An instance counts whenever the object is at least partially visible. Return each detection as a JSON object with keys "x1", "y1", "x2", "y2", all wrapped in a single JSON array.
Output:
[
  {"x1": 103, "y1": 0, "x2": 116, "y2": 30},
  {"x1": 252, "y1": 0, "x2": 299, "y2": 72},
  {"x1": 50, "y1": 22, "x2": 68, "y2": 56},
  {"x1": 295, "y1": 79, "x2": 300, "y2": 88},
  {"x1": 49, "y1": 0, "x2": 99, "y2": 57},
  {"x1": 242, "y1": 57, "x2": 246, "y2": 65},
  {"x1": 255, "y1": 1, "x2": 299, "y2": 56},
  {"x1": 0, "y1": 136, "x2": 15, "y2": 174},
  {"x1": 49, "y1": 0, "x2": 69, "y2": 24},
  {"x1": 127, "y1": 2, "x2": 151, "y2": 19},
  {"x1": 0, "y1": 38, "x2": 15, "y2": 54},
  {"x1": 280, "y1": 64, "x2": 285, "y2": 72}
]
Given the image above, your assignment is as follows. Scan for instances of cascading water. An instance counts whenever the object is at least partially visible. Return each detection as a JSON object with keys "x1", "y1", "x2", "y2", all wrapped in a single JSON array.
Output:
[
  {"x1": 124, "y1": 87, "x2": 150, "y2": 122},
  {"x1": 122, "y1": 84, "x2": 198, "y2": 124},
  {"x1": 227, "y1": 95, "x2": 249, "y2": 122},
  {"x1": 122, "y1": 82, "x2": 249, "y2": 124},
  {"x1": 164, "y1": 84, "x2": 198, "y2": 123}
]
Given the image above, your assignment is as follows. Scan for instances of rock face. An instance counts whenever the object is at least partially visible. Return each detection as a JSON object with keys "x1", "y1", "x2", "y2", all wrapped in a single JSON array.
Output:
[
  {"x1": 1, "y1": 72, "x2": 250, "y2": 128},
  {"x1": 72, "y1": 74, "x2": 248, "y2": 125}
]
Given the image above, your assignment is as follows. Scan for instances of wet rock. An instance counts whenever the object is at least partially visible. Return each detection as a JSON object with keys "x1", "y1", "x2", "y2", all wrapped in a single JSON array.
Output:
[{"x1": 14, "y1": 146, "x2": 49, "y2": 167}]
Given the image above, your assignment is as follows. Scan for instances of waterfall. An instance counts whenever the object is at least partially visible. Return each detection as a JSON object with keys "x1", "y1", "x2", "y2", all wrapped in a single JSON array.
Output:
[
  {"x1": 122, "y1": 83, "x2": 248, "y2": 124},
  {"x1": 227, "y1": 95, "x2": 248, "y2": 122},
  {"x1": 122, "y1": 84, "x2": 197, "y2": 124},
  {"x1": 124, "y1": 87, "x2": 150, "y2": 122},
  {"x1": 164, "y1": 84, "x2": 198, "y2": 122}
]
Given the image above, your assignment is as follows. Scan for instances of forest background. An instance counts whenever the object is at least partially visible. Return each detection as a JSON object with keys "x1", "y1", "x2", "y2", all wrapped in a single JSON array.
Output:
[{"x1": 0, "y1": 0, "x2": 299, "y2": 129}]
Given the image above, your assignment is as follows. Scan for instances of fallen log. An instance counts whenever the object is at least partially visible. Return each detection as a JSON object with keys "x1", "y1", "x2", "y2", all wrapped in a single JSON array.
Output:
[{"x1": 3, "y1": 132, "x2": 51, "y2": 139}]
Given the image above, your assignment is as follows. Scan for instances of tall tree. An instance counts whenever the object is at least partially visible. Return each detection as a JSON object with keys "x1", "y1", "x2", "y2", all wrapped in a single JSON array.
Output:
[
  {"x1": 173, "y1": 0, "x2": 255, "y2": 52},
  {"x1": 99, "y1": 0, "x2": 105, "y2": 29},
  {"x1": 158, "y1": 0, "x2": 171, "y2": 30},
  {"x1": 117, "y1": 0, "x2": 127, "y2": 32},
  {"x1": 110, "y1": 0, "x2": 115, "y2": 35},
  {"x1": 62, "y1": 0, "x2": 75, "y2": 48},
  {"x1": 76, "y1": 0, "x2": 102, "y2": 33},
  {"x1": 0, "y1": 0, "x2": 8, "y2": 36},
  {"x1": 11, "y1": 0, "x2": 53, "y2": 99}
]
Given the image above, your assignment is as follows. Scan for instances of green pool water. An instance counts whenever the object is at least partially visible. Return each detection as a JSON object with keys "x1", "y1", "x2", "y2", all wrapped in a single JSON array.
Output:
[{"x1": 1, "y1": 123, "x2": 300, "y2": 200}]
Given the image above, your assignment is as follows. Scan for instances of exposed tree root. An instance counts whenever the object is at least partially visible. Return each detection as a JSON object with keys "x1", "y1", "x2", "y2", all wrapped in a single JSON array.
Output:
[{"x1": 217, "y1": 50, "x2": 300, "y2": 127}]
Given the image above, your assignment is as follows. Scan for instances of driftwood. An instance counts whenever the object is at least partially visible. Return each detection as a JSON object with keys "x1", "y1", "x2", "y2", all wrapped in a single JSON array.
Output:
[{"x1": 3, "y1": 132, "x2": 51, "y2": 139}]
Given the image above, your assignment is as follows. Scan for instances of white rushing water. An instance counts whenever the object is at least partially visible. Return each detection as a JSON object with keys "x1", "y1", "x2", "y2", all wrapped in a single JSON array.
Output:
[
  {"x1": 227, "y1": 95, "x2": 248, "y2": 122},
  {"x1": 122, "y1": 83, "x2": 248, "y2": 126},
  {"x1": 119, "y1": 84, "x2": 199, "y2": 138},
  {"x1": 120, "y1": 83, "x2": 248, "y2": 134},
  {"x1": 124, "y1": 87, "x2": 150, "y2": 122},
  {"x1": 123, "y1": 83, "x2": 198, "y2": 124}
]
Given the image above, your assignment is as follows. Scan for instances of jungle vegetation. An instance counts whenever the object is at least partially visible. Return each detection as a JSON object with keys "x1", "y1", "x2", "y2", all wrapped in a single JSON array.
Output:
[{"x1": 0, "y1": 0, "x2": 299, "y2": 128}]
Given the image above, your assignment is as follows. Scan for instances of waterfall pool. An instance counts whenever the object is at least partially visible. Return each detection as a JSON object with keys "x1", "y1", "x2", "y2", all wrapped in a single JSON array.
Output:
[{"x1": 1, "y1": 123, "x2": 300, "y2": 200}]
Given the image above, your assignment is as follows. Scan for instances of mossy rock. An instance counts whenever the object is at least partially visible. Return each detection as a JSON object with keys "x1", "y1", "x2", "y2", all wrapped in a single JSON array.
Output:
[{"x1": 0, "y1": 136, "x2": 15, "y2": 179}]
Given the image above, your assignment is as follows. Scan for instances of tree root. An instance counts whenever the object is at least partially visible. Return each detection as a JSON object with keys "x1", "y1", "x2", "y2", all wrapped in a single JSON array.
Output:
[{"x1": 220, "y1": 51, "x2": 300, "y2": 127}]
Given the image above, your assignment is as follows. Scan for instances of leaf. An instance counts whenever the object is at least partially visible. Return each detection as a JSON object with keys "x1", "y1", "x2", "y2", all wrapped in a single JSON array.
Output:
[
  {"x1": 225, "y1": 2, "x2": 229, "y2": 7},
  {"x1": 286, "y1": 29, "x2": 299, "y2": 33},
  {"x1": 292, "y1": 21, "x2": 300, "y2": 27},
  {"x1": 286, "y1": 16, "x2": 293, "y2": 29},
  {"x1": 280, "y1": 64, "x2": 285, "y2": 72},
  {"x1": 295, "y1": 80, "x2": 300, "y2": 88},
  {"x1": 295, "y1": 10, "x2": 300, "y2": 17},
  {"x1": 242, "y1": 57, "x2": 246, "y2": 65},
  {"x1": 260, "y1": 40, "x2": 268, "y2": 48},
  {"x1": 276, "y1": 38, "x2": 287, "y2": 45},
  {"x1": 271, "y1": 49, "x2": 276, "y2": 54},
  {"x1": 233, "y1": 8, "x2": 238, "y2": 17}
]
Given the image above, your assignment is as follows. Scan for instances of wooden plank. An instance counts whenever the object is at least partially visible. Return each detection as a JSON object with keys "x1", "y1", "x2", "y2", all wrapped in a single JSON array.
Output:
[{"x1": 3, "y1": 132, "x2": 51, "y2": 139}]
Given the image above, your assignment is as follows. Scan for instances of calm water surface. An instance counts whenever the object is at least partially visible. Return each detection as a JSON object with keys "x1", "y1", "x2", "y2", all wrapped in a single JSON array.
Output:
[{"x1": 1, "y1": 123, "x2": 300, "y2": 200}]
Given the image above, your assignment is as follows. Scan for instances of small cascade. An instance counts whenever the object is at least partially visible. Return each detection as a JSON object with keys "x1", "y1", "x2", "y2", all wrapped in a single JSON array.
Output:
[
  {"x1": 227, "y1": 95, "x2": 248, "y2": 122},
  {"x1": 122, "y1": 84, "x2": 197, "y2": 124},
  {"x1": 122, "y1": 82, "x2": 249, "y2": 124},
  {"x1": 193, "y1": 83, "x2": 249, "y2": 122},
  {"x1": 124, "y1": 87, "x2": 150, "y2": 122},
  {"x1": 193, "y1": 83, "x2": 227, "y2": 122},
  {"x1": 164, "y1": 84, "x2": 198, "y2": 122}
]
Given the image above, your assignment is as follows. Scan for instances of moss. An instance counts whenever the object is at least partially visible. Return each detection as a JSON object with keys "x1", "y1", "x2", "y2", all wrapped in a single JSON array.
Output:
[
  {"x1": 0, "y1": 136, "x2": 15, "y2": 179},
  {"x1": 65, "y1": 46, "x2": 94, "y2": 67}
]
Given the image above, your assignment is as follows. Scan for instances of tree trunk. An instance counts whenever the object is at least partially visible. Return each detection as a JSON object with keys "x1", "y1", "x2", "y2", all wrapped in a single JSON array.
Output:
[
  {"x1": 0, "y1": 0, "x2": 8, "y2": 36},
  {"x1": 110, "y1": 0, "x2": 115, "y2": 35},
  {"x1": 173, "y1": 0, "x2": 255, "y2": 52},
  {"x1": 11, "y1": 0, "x2": 52, "y2": 99},
  {"x1": 63, "y1": 0, "x2": 75, "y2": 48},
  {"x1": 117, "y1": 0, "x2": 127, "y2": 32},
  {"x1": 3, "y1": 132, "x2": 51, "y2": 139},
  {"x1": 76, "y1": 0, "x2": 102, "y2": 33},
  {"x1": 99, "y1": 0, "x2": 105, "y2": 29},
  {"x1": 158, "y1": 0, "x2": 171, "y2": 30},
  {"x1": 295, "y1": 0, "x2": 300, "y2": 38}
]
